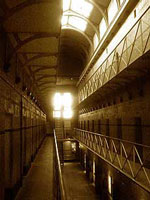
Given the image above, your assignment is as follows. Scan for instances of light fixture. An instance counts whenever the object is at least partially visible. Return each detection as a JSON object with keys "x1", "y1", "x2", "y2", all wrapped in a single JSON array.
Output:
[
  {"x1": 108, "y1": 175, "x2": 112, "y2": 194},
  {"x1": 71, "y1": 142, "x2": 76, "y2": 152}
]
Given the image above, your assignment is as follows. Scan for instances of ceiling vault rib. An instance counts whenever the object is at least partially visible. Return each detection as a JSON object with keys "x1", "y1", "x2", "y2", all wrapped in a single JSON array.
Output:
[
  {"x1": 22, "y1": 54, "x2": 58, "y2": 68},
  {"x1": 19, "y1": 52, "x2": 58, "y2": 55},
  {"x1": 86, "y1": 0, "x2": 108, "y2": 26},
  {"x1": 28, "y1": 64, "x2": 57, "y2": 67},
  {"x1": 62, "y1": 26, "x2": 93, "y2": 46},
  {"x1": 2, "y1": 0, "x2": 113, "y2": 111},
  {"x1": 36, "y1": 75, "x2": 56, "y2": 82},
  {"x1": 63, "y1": 10, "x2": 100, "y2": 40},
  {"x1": 14, "y1": 33, "x2": 59, "y2": 52},
  {"x1": 33, "y1": 66, "x2": 57, "y2": 74},
  {"x1": 38, "y1": 82, "x2": 56, "y2": 87},
  {"x1": 4, "y1": 0, "x2": 57, "y2": 20}
]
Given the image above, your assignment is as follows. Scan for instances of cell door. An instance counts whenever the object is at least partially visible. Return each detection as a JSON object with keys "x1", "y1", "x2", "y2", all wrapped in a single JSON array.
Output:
[{"x1": 4, "y1": 114, "x2": 13, "y2": 192}]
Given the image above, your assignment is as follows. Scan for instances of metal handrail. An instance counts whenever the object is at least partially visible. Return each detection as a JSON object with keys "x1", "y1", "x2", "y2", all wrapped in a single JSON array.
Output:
[
  {"x1": 79, "y1": 6, "x2": 150, "y2": 103},
  {"x1": 75, "y1": 128, "x2": 150, "y2": 148},
  {"x1": 74, "y1": 128, "x2": 150, "y2": 192},
  {"x1": 81, "y1": 6, "x2": 150, "y2": 86},
  {"x1": 53, "y1": 130, "x2": 67, "y2": 200}
]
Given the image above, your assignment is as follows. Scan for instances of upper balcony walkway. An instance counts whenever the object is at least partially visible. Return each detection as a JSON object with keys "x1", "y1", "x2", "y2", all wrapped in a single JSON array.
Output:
[
  {"x1": 78, "y1": 7, "x2": 150, "y2": 104},
  {"x1": 74, "y1": 128, "x2": 150, "y2": 193}
]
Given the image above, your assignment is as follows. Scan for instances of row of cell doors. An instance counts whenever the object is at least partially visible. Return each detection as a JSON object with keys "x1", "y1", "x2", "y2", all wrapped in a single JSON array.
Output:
[
  {"x1": 80, "y1": 117, "x2": 143, "y2": 143},
  {"x1": 3, "y1": 114, "x2": 40, "y2": 199}
]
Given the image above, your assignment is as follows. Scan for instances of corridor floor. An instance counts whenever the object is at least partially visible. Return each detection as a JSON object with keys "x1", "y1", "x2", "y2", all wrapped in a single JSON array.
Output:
[
  {"x1": 15, "y1": 136, "x2": 100, "y2": 200},
  {"x1": 62, "y1": 162, "x2": 100, "y2": 200},
  {"x1": 15, "y1": 136, "x2": 54, "y2": 200}
]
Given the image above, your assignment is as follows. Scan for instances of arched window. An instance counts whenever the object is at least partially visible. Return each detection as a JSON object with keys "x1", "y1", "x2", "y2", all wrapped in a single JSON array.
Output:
[
  {"x1": 107, "y1": 0, "x2": 118, "y2": 24},
  {"x1": 99, "y1": 18, "x2": 107, "y2": 38},
  {"x1": 93, "y1": 33, "x2": 99, "y2": 50}
]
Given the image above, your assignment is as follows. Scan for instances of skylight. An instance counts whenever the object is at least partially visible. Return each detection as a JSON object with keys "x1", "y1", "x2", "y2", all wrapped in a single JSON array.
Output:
[
  {"x1": 68, "y1": 16, "x2": 87, "y2": 31},
  {"x1": 61, "y1": 16, "x2": 68, "y2": 25},
  {"x1": 71, "y1": 0, "x2": 93, "y2": 17},
  {"x1": 63, "y1": 0, "x2": 70, "y2": 11},
  {"x1": 61, "y1": 16, "x2": 87, "y2": 32},
  {"x1": 62, "y1": 0, "x2": 93, "y2": 32}
]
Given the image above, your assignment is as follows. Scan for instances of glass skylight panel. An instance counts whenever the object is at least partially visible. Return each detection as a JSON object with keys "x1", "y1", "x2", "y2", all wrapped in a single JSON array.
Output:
[
  {"x1": 68, "y1": 16, "x2": 87, "y2": 31},
  {"x1": 63, "y1": 0, "x2": 70, "y2": 11},
  {"x1": 61, "y1": 16, "x2": 68, "y2": 25},
  {"x1": 71, "y1": 0, "x2": 93, "y2": 17}
]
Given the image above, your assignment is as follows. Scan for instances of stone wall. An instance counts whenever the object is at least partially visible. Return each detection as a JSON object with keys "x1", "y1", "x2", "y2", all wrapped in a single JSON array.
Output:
[
  {"x1": 79, "y1": 77, "x2": 150, "y2": 146},
  {"x1": 0, "y1": 29, "x2": 46, "y2": 200}
]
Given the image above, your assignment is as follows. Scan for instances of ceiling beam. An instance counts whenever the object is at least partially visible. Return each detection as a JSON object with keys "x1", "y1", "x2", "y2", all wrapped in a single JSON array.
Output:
[
  {"x1": 38, "y1": 81, "x2": 56, "y2": 87},
  {"x1": 14, "y1": 33, "x2": 59, "y2": 52},
  {"x1": 4, "y1": 0, "x2": 58, "y2": 20},
  {"x1": 32, "y1": 66, "x2": 57, "y2": 74},
  {"x1": 36, "y1": 75, "x2": 56, "y2": 82},
  {"x1": 22, "y1": 53, "x2": 57, "y2": 68}
]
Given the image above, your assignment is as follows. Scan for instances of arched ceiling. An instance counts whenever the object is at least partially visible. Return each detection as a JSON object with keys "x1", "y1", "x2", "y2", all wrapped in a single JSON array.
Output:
[
  {"x1": 58, "y1": 0, "x2": 111, "y2": 88},
  {"x1": 1, "y1": 0, "x2": 111, "y2": 112},
  {"x1": 59, "y1": 29, "x2": 90, "y2": 78}
]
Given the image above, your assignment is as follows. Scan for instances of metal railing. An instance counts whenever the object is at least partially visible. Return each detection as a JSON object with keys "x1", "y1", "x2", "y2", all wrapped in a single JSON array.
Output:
[
  {"x1": 79, "y1": 7, "x2": 150, "y2": 103},
  {"x1": 74, "y1": 128, "x2": 150, "y2": 192},
  {"x1": 53, "y1": 130, "x2": 67, "y2": 200}
]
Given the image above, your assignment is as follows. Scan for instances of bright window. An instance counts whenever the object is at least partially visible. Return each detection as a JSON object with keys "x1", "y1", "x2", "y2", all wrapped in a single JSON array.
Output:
[
  {"x1": 68, "y1": 16, "x2": 87, "y2": 31},
  {"x1": 61, "y1": 16, "x2": 68, "y2": 25},
  {"x1": 63, "y1": 93, "x2": 72, "y2": 108},
  {"x1": 53, "y1": 93, "x2": 62, "y2": 110},
  {"x1": 71, "y1": 0, "x2": 93, "y2": 17},
  {"x1": 53, "y1": 111, "x2": 61, "y2": 118},
  {"x1": 107, "y1": 0, "x2": 118, "y2": 24},
  {"x1": 63, "y1": 0, "x2": 70, "y2": 11},
  {"x1": 99, "y1": 18, "x2": 107, "y2": 38},
  {"x1": 63, "y1": 110, "x2": 73, "y2": 119},
  {"x1": 62, "y1": 0, "x2": 93, "y2": 32},
  {"x1": 120, "y1": 0, "x2": 125, "y2": 5},
  {"x1": 93, "y1": 33, "x2": 99, "y2": 50},
  {"x1": 53, "y1": 92, "x2": 73, "y2": 119}
]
